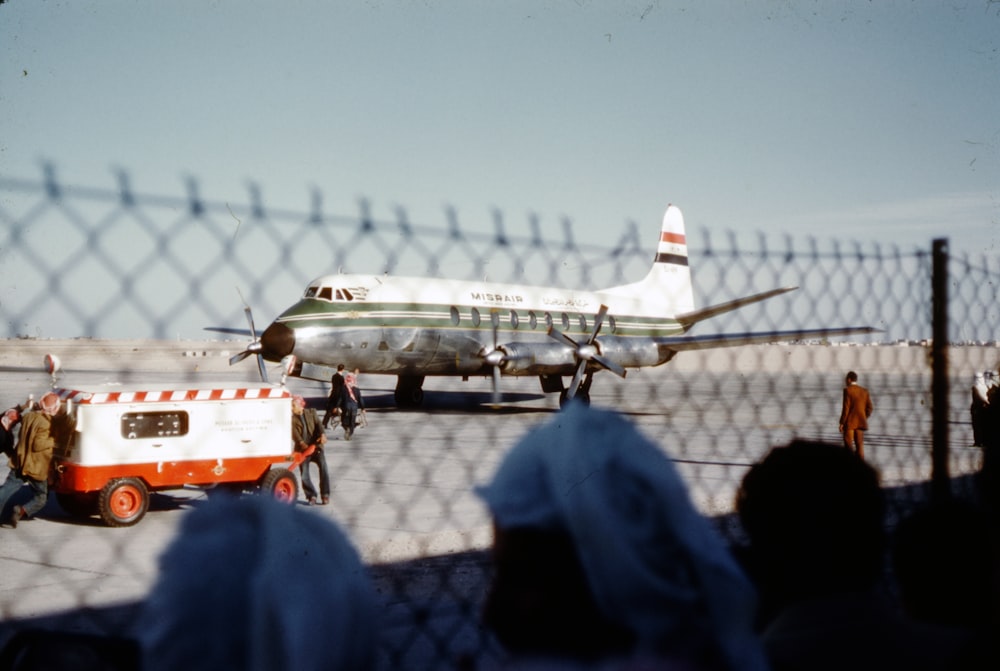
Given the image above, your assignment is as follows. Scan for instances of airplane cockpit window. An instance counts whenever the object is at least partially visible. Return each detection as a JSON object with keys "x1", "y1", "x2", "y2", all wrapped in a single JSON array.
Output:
[{"x1": 306, "y1": 286, "x2": 358, "y2": 302}]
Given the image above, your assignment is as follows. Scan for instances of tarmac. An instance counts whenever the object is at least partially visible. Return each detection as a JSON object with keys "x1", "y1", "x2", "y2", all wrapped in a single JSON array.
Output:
[{"x1": 0, "y1": 338, "x2": 993, "y2": 668}]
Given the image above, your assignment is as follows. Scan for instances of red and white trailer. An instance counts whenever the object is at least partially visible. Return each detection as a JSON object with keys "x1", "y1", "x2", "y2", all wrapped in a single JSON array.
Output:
[{"x1": 50, "y1": 383, "x2": 298, "y2": 526}]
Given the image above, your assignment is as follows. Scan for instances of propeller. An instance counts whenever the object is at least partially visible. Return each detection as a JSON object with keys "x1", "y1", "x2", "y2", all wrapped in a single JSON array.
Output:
[
  {"x1": 229, "y1": 291, "x2": 269, "y2": 383},
  {"x1": 478, "y1": 314, "x2": 509, "y2": 408},
  {"x1": 547, "y1": 304, "x2": 626, "y2": 402}
]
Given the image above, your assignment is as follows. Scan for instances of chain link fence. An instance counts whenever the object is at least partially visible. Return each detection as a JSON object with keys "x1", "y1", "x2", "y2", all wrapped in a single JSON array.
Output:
[{"x1": 0, "y1": 165, "x2": 997, "y2": 668}]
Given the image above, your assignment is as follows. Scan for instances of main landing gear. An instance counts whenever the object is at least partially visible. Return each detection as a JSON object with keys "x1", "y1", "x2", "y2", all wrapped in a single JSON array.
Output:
[
  {"x1": 559, "y1": 375, "x2": 594, "y2": 408},
  {"x1": 394, "y1": 375, "x2": 425, "y2": 407}
]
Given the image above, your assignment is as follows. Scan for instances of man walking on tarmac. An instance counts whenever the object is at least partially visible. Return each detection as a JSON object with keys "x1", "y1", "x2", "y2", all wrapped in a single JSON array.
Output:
[
  {"x1": 839, "y1": 371, "x2": 874, "y2": 460},
  {"x1": 322, "y1": 364, "x2": 346, "y2": 430}
]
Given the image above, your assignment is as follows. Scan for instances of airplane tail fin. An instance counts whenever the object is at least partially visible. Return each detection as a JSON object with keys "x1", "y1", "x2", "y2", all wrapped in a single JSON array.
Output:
[{"x1": 600, "y1": 204, "x2": 696, "y2": 315}]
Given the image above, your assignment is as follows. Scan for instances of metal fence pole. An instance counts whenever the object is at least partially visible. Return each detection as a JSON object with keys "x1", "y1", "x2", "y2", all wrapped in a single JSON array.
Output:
[{"x1": 931, "y1": 238, "x2": 951, "y2": 503}]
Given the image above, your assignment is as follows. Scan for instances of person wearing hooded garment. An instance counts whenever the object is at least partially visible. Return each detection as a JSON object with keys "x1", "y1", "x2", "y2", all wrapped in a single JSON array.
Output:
[
  {"x1": 475, "y1": 403, "x2": 770, "y2": 671},
  {"x1": 970, "y1": 371, "x2": 994, "y2": 447},
  {"x1": 136, "y1": 495, "x2": 378, "y2": 671},
  {"x1": 339, "y1": 373, "x2": 365, "y2": 440},
  {"x1": 737, "y1": 441, "x2": 978, "y2": 671}
]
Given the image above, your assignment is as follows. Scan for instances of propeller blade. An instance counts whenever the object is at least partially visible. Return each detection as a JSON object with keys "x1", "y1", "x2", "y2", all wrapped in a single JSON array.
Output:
[
  {"x1": 243, "y1": 305, "x2": 258, "y2": 340},
  {"x1": 588, "y1": 305, "x2": 609, "y2": 344},
  {"x1": 257, "y1": 354, "x2": 269, "y2": 383},
  {"x1": 546, "y1": 327, "x2": 579, "y2": 350},
  {"x1": 592, "y1": 354, "x2": 627, "y2": 379},
  {"x1": 491, "y1": 366, "x2": 502, "y2": 408},
  {"x1": 229, "y1": 351, "x2": 253, "y2": 366},
  {"x1": 566, "y1": 360, "x2": 587, "y2": 400}
]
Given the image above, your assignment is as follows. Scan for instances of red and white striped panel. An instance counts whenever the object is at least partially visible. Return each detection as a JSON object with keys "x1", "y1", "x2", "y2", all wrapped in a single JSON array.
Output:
[
  {"x1": 652, "y1": 205, "x2": 688, "y2": 267},
  {"x1": 54, "y1": 387, "x2": 290, "y2": 405}
]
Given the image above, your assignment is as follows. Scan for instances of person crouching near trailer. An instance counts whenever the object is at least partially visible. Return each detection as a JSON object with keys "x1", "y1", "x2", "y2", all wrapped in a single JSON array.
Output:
[{"x1": 0, "y1": 392, "x2": 61, "y2": 528}]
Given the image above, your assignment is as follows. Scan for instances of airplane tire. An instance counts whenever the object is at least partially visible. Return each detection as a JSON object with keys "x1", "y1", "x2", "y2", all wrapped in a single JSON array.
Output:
[
  {"x1": 394, "y1": 387, "x2": 425, "y2": 407},
  {"x1": 259, "y1": 468, "x2": 298, "y2": 504},
  {"x1": 559, "y1": 391, "x2": 591, "y2": 408},
  {"x1": 98, "y1": 477, "x2": 149, "y2": 527}
]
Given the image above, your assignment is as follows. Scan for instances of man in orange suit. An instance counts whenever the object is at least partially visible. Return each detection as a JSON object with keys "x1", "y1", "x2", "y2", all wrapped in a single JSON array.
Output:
[{"x1": 839, "y1": 371, "x2": 874, "y2": 459}]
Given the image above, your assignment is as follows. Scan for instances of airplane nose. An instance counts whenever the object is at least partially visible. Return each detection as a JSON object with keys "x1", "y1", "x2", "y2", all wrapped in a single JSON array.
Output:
[{"x1": 260, "y1": 322, "x2": 295, "y2": 361}]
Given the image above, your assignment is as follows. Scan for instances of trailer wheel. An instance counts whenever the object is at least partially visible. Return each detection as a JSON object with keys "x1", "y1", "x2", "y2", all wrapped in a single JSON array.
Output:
[
  {"x1": 56, "y1": 492, "x2": 97, "y2": 518},
  {"x1": 98, "y1": 477, "x2": 149, "y2": 527},
  {"x1": 259, "y1": 468, "x2": 298, "y2": 504}
]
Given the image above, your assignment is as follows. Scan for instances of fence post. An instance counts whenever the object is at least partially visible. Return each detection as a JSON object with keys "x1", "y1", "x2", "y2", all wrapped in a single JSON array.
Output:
[{"x1": 931, "y1": 238, "x2": 950, "y2": 504}]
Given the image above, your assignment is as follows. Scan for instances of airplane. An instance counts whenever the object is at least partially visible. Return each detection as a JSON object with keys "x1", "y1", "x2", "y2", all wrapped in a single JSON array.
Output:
[{"x1": 214, "y1": 205, "x2": 878, "y2": 407}]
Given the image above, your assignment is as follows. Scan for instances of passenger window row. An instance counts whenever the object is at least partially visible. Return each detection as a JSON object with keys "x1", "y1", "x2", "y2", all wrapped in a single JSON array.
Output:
[{"x1": 449, "y1": 306, "x2": 616, "y2": 333}]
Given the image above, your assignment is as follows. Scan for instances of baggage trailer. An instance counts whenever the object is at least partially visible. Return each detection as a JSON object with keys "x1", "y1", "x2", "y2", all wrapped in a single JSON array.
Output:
[{"x1": 50, "y1": 383, "x2": 298, "y2": 526}]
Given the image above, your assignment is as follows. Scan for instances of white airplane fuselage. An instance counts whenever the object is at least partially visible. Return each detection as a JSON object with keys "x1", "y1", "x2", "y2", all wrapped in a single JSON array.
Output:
[{"x1": 246, "y1": 205, "x2": 874, "y2": 406}]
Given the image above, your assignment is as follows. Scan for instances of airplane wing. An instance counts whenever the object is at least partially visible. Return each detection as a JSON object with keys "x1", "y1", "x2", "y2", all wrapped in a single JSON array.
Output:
[
  {"x1": 675, "y1": 287, "x2": 798, "y2": 330},
  {"x1": 204, "y1": 326, "x2": 253, "y2": 337},
  {"x1": 655, "y1": 326, "x2": 881, "y2": 352}
]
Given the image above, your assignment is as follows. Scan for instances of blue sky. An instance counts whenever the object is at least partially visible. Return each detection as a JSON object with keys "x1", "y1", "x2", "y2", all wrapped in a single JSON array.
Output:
[{"x1": 1, "y1": 1, "x2": 998, "y2": 258}]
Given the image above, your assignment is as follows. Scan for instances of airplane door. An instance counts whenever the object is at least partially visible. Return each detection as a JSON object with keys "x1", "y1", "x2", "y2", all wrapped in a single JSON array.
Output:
[{"x1": 380, "y1": 328, "x2": 442, "y2": 370}]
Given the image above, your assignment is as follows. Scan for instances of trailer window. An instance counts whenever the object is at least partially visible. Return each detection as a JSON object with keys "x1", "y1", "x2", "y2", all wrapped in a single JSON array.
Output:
[{"x1": 121, "y1": 411, "x2": 189, "y2": 439}]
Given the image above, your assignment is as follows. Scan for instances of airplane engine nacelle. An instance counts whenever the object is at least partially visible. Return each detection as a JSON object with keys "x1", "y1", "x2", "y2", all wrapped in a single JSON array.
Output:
[
  {"x1": 497, "y1": 342, "x2": 575, "y2": 376},
  {"x1": 587, "y1": 337, "x2": 665, "y2": 369}
]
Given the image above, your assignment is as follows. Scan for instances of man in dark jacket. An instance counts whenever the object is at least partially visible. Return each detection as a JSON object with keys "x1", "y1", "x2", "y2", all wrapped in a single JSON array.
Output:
[
  {"x1": 322, "y1": 364, "x2": 346, "y2": 430},
  {"x1": 292, "y1": 395, "x2": 329, "y2": 506}
]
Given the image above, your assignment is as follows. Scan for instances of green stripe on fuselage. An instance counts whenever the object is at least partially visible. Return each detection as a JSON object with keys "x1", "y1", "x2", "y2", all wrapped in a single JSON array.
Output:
[{"x1": 276, "y1": 299, "x2": 684, "y2": 338}]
